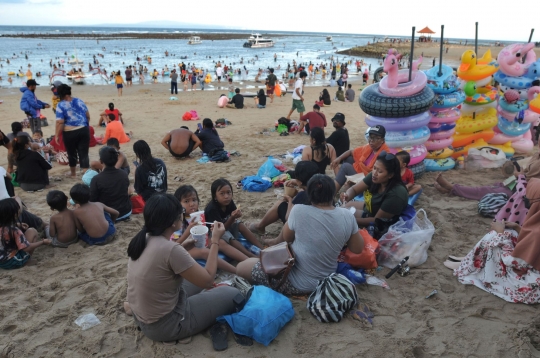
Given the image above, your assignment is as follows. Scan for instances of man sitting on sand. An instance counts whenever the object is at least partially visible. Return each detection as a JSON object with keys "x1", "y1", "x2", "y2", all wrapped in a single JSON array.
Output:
[
  {"x1": 46, "y1": 190, "x2": 79, "y2": 248},
  {"x1": 297, "y1": 104, "x2": 326, "y2": 134},
  {"x1": 70, "y1": 183, "x2": 119, "y2": 246},
  {"x1": 345, "y1": 84, "x2": 355, "y2": 102},
  {"x1": 226, "y1": 88, "x2": 244, "y2": 109},
  {"x1": 160, "y1": 126, "x2": 202, "y2": 159}
]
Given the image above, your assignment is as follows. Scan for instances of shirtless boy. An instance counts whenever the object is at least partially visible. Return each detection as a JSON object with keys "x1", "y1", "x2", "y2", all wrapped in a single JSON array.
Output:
[
  {"x1": 70, "y1": 184, "x2": 119, "y2": 246},
  {"x1": 46, "y1": 190, "x2": 79, "y2": 248},
  {"x1": 161, "y1": 126, "x2": 202, "y2": 159}
]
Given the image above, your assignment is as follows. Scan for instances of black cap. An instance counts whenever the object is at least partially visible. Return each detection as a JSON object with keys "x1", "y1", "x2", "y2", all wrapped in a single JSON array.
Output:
[
  {"x1": 331, "y1": 112, "x2": 346, "y2": 124},
  {"x1": 26, "y1": 79, "x2": 39, "y2": 87},
  {"x1": 368, "y1": 125, "x2": 386, "y2": 138}
]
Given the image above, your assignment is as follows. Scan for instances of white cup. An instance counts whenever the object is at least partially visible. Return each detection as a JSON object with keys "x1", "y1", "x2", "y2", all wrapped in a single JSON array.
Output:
[
  {"x1": 190, "y1": 225, "x2": 208, "y2": 248},
  {"x1": 189, "y1": 211, "x2": 205, "y2": 224}
]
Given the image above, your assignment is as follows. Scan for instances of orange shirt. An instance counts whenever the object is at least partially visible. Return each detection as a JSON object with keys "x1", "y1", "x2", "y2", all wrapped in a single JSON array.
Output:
[
  {"x1": 352, "y1": 143, "x2": 390, "y2": 175},
  {"x1": 103, "y1": 120, "x2": 130, "y2": 144}
]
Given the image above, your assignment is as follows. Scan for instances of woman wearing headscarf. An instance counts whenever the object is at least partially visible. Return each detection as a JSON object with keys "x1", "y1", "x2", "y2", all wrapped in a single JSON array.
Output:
[{"x1": 444, "y1": 178, "x2": 540, "y2": 304}]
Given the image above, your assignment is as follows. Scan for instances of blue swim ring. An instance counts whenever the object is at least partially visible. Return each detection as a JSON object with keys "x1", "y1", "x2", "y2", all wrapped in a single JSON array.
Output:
[
  {"x1": 424, "y1": 158, "x2": 455, "y2": 172},
  {"x1": 494, "y1": 70, "x2": 533, "y2": 90},
  {"x1": 385, "y1": 126, "x2": 431, "y2": 148},
  {"x1": 431, "y1": 90, "x2": 465, "y2": 109},
  {"x1": 425, "y1": 65, "x2": 460, "y2": 94},
  {"x1": 499, "y1": 97, "x2": 529, "y2": 112},
  {"x1": 497, "y1": 116, "x2": 531, "y2": 136}
]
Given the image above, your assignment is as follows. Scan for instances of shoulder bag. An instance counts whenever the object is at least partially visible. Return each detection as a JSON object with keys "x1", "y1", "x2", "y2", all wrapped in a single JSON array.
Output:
[{"x1": 260, "y1": 242, "x2": 295, "y2": 290}]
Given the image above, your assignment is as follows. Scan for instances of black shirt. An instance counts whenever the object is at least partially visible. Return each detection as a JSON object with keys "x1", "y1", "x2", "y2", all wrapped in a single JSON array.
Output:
[
  {"x1": 16, "y1": 150, "x2": 51, "y2": 185},
  {"x1": 230, "y1": 94, "x2": 244, "y2": 109},
  {"x1": 257, "y1": 92, "x2": 267, "y2": 106},
  {"x1": 90, "y1": 167, "x2": 131, "y2": 217},
  {"x1": 196, "y1": 128, "x2": 224, "y2": 154},
  {"x1": 134, "y1": 158, "x2": 168, "y2": 202},
  {"x1": 204, "y1": 200, "x2": 237, "y2": 223},
  {"x1": 326, "y1": 128, "x2": 350, "y2": 157}
]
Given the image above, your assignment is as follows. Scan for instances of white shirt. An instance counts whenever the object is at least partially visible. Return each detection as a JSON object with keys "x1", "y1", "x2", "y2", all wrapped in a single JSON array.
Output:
[
  {"x1": 0, "y1": 167, "x2": 9, "y2": 200},
  {"x1": 292, "y1": 78, "x2": 303, "y2": 100},
  {"x1": 216, "y1": 67, "x2": 224, "y2": 76}
]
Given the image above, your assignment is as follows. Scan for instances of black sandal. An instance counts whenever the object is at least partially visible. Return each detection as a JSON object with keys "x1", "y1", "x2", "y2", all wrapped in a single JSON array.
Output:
[{"x1": 209, "y1": 323, "x2": 228, "y2": 351}]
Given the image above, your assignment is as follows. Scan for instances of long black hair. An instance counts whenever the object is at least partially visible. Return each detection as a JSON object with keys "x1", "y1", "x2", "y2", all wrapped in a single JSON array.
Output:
[
  {"x1": 56, "y1": 84, "x2": 72, "y2": 100},
  {"x1": 0, "y1": 198, "x2": 22, "y2": 253},
  {"x1": 306, "y1": 174, "x2": 335, "y2": 205},
  {"x1": 174, "y1": 185, "x2": 200, "y2": 204},
  {"x1": 11, "y1": 122, "x2": 22, "y2": 137},
  {"x1": 370, "y1": 151, "x2": 404, "y2": 194},
  {"x1": 127, "y1": 193, "x2": 182, "y2": 261},
  {"x1": 310, "y1": 127, "x2": 327, "y2": 158},
  {"x1": 12, "y1": 135, "x2": 30, "y2": 158},
  {"x1": 133, "y1": 140, "x2": 156, "y2": 172},
  {"x1": 208, "y1": 178, "x2": 233, "y2": 206}
]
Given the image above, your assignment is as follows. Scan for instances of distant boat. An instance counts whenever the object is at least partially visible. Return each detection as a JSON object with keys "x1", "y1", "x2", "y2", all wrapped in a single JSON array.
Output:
[
  {"x1": 326, "y1": 36, "x2": 333, "y2": 41},
  {"x1": 188, "y1": 36, "x2": 202, "y2": 45},
  {"x1": 243, "y1": 33, "x2": 274, "y2": 49}
]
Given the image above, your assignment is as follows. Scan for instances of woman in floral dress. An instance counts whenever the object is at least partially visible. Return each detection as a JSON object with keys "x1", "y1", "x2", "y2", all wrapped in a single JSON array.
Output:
[{"x1": 445, "y1": 178, "x2": 540, "y2": 304}]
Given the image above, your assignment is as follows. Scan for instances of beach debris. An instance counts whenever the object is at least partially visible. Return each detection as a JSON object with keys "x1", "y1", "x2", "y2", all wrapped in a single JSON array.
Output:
[
  {"x1": 365, "y1": 275, "x2": 390, "y2": 289},
  {"x1": 350, "y1": 302, "x2": 374, "y2": 327},
  {"x1": 425, "y1": 289, "x2": 438, "y2": 299},
  {"x1": 169, "y1": 96, "x2": 178, "y2": 101},
  {"x1": 74, "y1": 313, "x2": 101, "y2": 330}
]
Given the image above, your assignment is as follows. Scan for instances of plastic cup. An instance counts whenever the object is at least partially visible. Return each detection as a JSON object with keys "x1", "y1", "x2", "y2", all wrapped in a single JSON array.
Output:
[
  {"x1": 190, "y1": 225, "x2": 208, "y2": 248},
  {"x1": 284, "y1": 186, "x2": 298, "y2": 198},
  {"x1": 189, "y1": 211, "x2": 205, "y2": 224}
]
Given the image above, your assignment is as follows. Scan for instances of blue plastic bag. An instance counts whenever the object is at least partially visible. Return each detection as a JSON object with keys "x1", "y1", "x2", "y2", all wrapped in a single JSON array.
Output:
[
  {"x1": 218, "y1": 285, "x2": 294, "y2": 346},
  {"x1": 242, "y1": 176, "x2": 272, "y2": 192},
  {"x1": 257, "y1": 156, "x2": 281, "y2": 179},
  {"x1": 336, "y1": 262, "x2": 366, "y2": 284}
]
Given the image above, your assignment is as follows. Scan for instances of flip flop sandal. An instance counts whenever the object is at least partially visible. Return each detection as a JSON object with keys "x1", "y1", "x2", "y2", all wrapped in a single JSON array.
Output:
[
  {"x1": 236, "y1": 181, "x2": 243, "y2": 189},
  {"x1": 173, "y1": 176, "x2": 184, "y2": 182},
  {"x1": 209, "y1": 323, "x2": 228, "y2": 351},
  {"x1": 443, "y1": 260, "x2": 460, "y2": 270},
  {"x1": 232, "y1": 332, "x2": 253, "y2": 346},
  {"x1": 448, "y1": 255, "x2": 465, "y2": 262}
]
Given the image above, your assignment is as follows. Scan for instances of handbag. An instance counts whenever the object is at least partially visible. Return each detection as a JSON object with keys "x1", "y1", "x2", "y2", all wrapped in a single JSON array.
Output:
[{"x1": 260, "y1": 242, "x2": 295, "y2": 290}]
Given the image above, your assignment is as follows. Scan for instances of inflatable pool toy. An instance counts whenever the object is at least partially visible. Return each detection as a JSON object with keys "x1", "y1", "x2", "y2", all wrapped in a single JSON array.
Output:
[
  {"x1": 489, "y1": 126, "x2": 525, "y2": 144},
  {"x1": 385, "y1": 126, "x2": 431, "y2": 148},
  {"x1": 499, "y1": 85, "x2": 529, "y2": 100},
  {"x1": 463, "y1": 82, "x2": 497, "y2": 105},
  {"x1": 429, "y1": 122, "x2": 456, "y2": 133},
  {"x1": 512, "y1": 137, "x2": 534, "y2": 153},
  {"x1": 498, "y1": 106, "x2": 540, "y2": 125},
  {"x1": 497, "y1": 115, "x2": 531, "y2": 136},
  {"x1": 497, "y1": 43, "x2": 537, "y2": 77},
  {"x1": 494, "y1": 71, "x2": 534, "y2": 90},
  {"x1": 425, "y1": 64, "x2": 460, "y2": 94},
  {"x1": 455, "y1": 108, "x2": 498, "y2": 134},
  {"x1": 379, "y1": 50, "x2": 426, "y2": 97},
  {"x1": 7, "y1": 71, "x2": 15, "y2": 75},
  {"x1": 452, "y1": 139, "x2": 514, "y2": 159},
  {"x1": 426, "y1": 146, "x2": 454, "y2": 159},
  {"x1": 452, "y1": 129, "x2": 495, "y2": 147},
  {"x1": 389, "y1": 145, "x2": 427, "y2": 165},
  {"x1": 431, "y1": 90, "x2": 465, "y2": 109},
  {"x1": 217, "y1": 96, "x2": 228, "y2": 108},
  {"x1": 365, "y1": 111, "x2": 432, "y2": 131},
  {"x1": 429, "y1": 108, "x2": 461, "y2": 123},
  {"x1": 205, "y1": 74, "x2": 212, "y2": 83},
  {"x1": 530, "y1": 91, "x2": 540, "y2": 114},
  {"x1": 429, "y1": 127, "x2": 456, "y2": 140},
  {"x1": 425, "y1": 158, "x2": 455, "y2": 172},
  {"x1": 274, "y1": 83, "x2": 282, "y2": 96},
  {"x1": 460, "y1": 101, "x2": 497, "y2": 115},
  {"x1": 425, "y1": 137, "x2": 453, "y2": 151},
  {"x1": 499, "y1": 90, "x2": 529, "y2": 112},
  {"x1": 458, "y1": 76, "x2": 493, "y2": 89},
  {"x1": 359, "y1": 84, "x2": 435, "y2": 118},
  {"x1": 457, "y1": 50, "x2": 498, "y2": 81}
]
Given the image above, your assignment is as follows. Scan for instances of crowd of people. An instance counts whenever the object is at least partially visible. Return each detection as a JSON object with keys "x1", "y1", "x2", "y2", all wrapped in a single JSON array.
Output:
[{"x1": 1, "y1": 63, "x2": 539, "y2": 350}]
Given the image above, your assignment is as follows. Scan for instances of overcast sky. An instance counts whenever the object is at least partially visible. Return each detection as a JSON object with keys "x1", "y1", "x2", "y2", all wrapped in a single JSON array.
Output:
[{"x1": 0, "y1": 0, "x2": 538, "y2": 42}]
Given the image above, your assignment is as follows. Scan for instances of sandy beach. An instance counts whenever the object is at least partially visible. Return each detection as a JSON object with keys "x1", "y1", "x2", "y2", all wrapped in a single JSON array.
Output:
[{"x1": 0, "y1": 66, "x2": 539, "y2": 357}]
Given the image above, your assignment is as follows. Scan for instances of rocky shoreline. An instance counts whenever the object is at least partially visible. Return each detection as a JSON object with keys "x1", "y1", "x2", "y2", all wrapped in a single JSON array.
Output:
[{"x1": 0, "y1": 32, "x2": 288, "y2": 40}]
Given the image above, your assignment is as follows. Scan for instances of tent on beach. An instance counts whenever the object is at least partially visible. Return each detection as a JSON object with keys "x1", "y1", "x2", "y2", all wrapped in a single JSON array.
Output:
[{"x1": 417, "y1": 26, "x2": 435, "y2": 42}]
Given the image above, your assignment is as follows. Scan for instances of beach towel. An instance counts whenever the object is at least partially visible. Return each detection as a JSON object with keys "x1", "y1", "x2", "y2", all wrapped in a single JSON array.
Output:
[{"x1": 352, "y1": 143, "x2": 390, "y2": 175}]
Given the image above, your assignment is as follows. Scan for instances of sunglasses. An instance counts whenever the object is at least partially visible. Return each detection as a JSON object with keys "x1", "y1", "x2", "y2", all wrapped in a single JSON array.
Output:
[{"x1": 377, "y1": 150, "x2": 395, "y2": 161}]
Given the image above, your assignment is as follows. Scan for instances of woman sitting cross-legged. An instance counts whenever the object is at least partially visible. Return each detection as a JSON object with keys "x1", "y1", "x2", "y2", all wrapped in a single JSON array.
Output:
[
  {"x1": 341, "y1": 151, "x2": 409, "y2": 236},
  {"x1": 125, "y1": 194, "x2": 240, "y2": 343},
  {"x1": 237, "y1": 174, "x2": 364, "y2": 295}
]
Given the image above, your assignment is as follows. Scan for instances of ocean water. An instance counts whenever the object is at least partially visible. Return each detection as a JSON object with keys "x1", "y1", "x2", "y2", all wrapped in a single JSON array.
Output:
[{"x1": 0, "y1": 26, "x2": 383, "y2": 88}]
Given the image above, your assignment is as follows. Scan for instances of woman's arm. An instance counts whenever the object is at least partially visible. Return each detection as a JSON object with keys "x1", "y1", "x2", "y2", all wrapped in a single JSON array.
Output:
[
  {"x1": 346, "y1": 230, "x2": 364, "y2": 254},
  {"x1": 342, "y1": 180, "x2": 368, "y2": 203},
  {"x1": 301, "y1": 147, "x2": 311, "y2": 161},
  {"x1": 356, "y1": 208, "x2": 396, "y2": 227},
  {"x1": 86, "y1": 111, "x2": 90, "y2": 125},
  {"x1": 55, "y1": 119, "x2": 65, "y2": 139},
  {"x1": 176, "y1": 220, "x2": 198, "y2": 245},
  {"x1": 331, "y1": 149, "x2": 352, "y2": 169},
  {"x1": 328, "y1": 144, "x2": 337, "y2": 163},
  {"x1": 281, "y1": 222, "x2": 295, "y2": 243}
]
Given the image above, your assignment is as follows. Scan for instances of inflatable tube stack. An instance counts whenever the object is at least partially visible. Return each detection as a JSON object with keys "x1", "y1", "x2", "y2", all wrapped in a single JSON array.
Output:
[
  {"x1": 360, "y1": 49, "x2": 436, "y2": 175},
  {"x1": 491, "y1": 43, "x2": 540, "y2": 154},
  {"x1": 422, "y1": 64, "x2": 462, "y2": 170}
]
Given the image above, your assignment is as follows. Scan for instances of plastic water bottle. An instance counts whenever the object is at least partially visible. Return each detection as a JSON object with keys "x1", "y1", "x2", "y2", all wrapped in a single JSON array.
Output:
[
  {"x1": 250, "y1": 246, "x2": 261, "y2": 256},
  {"x1": 367, "y1": 222, "x2": 375, "y2": 238}
]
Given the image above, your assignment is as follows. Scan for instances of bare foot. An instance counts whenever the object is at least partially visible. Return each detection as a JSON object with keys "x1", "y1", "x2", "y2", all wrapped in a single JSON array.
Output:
[
  {"x1": 123, "y1": 301, "x2": 133, "y2": 316},
  {"x1": 435, "y1": 173, "x2": 454, "y2": 191},
  {"x1": 434, "y1": 183, "x2": 450, "y2": 194},
  {"x1": 64, "y1": 172, "x2": 77, "y2": 179}
]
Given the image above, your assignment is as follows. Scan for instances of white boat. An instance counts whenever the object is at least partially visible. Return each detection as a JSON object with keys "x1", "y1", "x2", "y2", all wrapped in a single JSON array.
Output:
[
  {"x1": 188, "y1": 36, "x2": 202, "y2": 45},
  {"x1": 243, "y1": 33, "x2": 274, "y2": 48},
  {"x1": 326, "y1": 36, "x2": 333, "y2": 41},
  {"x1": 68, "y1": 58, "x2": 84, "y2": 65}
]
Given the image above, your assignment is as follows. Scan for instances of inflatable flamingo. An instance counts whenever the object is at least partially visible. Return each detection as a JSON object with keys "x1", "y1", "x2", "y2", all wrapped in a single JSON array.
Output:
[
  {"x1": 497, "y1": 43, "x2": 537, "y2": 77},
  {"x1": 379, "y1": 49, "x2": 427, "y2": 97}
]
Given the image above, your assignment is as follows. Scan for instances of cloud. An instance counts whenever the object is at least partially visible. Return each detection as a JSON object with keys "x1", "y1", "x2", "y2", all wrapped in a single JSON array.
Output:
[
  {"x1": 0, "y1": 0, "x2": 61, "y2": 3},
  {"x1": 0, "y1": 0, "x2": 25, "y2": 3}
]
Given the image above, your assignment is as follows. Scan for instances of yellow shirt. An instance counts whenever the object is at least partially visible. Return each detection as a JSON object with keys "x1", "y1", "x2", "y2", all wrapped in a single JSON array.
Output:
[{"x1": 115, "y1": 75, "x2": 123, "y2": 84}]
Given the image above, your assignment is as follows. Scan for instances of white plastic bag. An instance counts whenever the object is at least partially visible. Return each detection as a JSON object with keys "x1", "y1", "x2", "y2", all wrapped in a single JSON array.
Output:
[
  {"x1": 466, "y1": 147, "x2": 507, "y2": 171},
  {"x1": 377, "y1": 209, "x2": 435, "y2": 268},
  {"x1": 74, "y1": 313, "x2": 101, "y2": 330}
]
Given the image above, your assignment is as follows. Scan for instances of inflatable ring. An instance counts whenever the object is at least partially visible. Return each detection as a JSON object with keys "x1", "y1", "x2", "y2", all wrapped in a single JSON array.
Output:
[
  {"x1": 205, "y1": 74, "x2": 212, "y2": 83},
  {"x1": 452, "y1": 139, "x2": 515, "y2": 159},
  {"x1": 7, "y1": 71, "x2": 15, "y2": 75},
  {"x1": 457, "y1": 50, "x2": 498, "y2": 81},
  {"x1": 359, "y1": 84, "x2": 435, "y2": 118},
  {"x1": 426, "y1": 146, "x2": 454, "y2": 159},
  {"x1": 500, "y1": 85, "x2": 530, "y2": 100},
  {"x1": 379, "y1": 69, "x2": 427, "y2": 97},
  {"x1": 455, "y1": 108, "x2": 498, "y2": 134},
  {"x1": 388, "y1": 145, "x2": 427, "y2": 166},
  {"x1": 385, "y1": 126, "x2": 431, "y2": 148},
  {"x1": 429, "y1": 127, "x2": 456, "y2": 140},
  {"x1": 530, "y1": 96, "x2": 540, "y2": 114},
  {"x1": 425, "y1": 65, "x2": 460, "y2": 94},
  {"x1": 410, "y1": 161, "x2": 426, "y2": 180},
  {"x1": 512, "y1": 138, "x2": 534, "y2": 153},
  {"x1": 497, "y1": 43, "x2": 537, "y2": 77},
  {"x1": 373, "y1": 67, "x2": 384, "y2": 83},
  {"x1": 499, "y1": 97, "x2": 529, "y2": 112},
  {"x1": 431, "y1": 90, "x2": 465, "y2": 110},
  {"x1": 488, "y1": 127, "x2": 523, "y2": 144},
  {"x1": 494, "y1": 71, "x2": 533, "y2": 90},
  {"x1": 497, "y1": 106, "x2": 540, "y2": 124},
  {"x1": 464, "y1": 84, "x2": 497, "y2": 105},
  {"x1": 425, "y1": 158, "x2": 455, "y2": 172},
  {"x1": 453, "y1": 129, "x2": 495, "y2": 147},
  {"x1": 497, "y1": 116, "x2": 531, "y2": 136},
  {"x1": 429, "y1": 108, "x2": 461, "y2": 123},
  {"x1": 429, "y1": 122, "x2": 456, "y2": 133},
  {"x1": 365, "y1": 111, "x2": 432, "y2": 131},
  {"x1": 425, "y1": 137, "x2": 453, "y2": 150}
]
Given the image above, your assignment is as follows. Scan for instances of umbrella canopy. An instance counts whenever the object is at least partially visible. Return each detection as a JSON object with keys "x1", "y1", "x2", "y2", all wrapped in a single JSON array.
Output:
[{"x1": 417, "y1": 26, "x2": 436, "y2": 34}]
